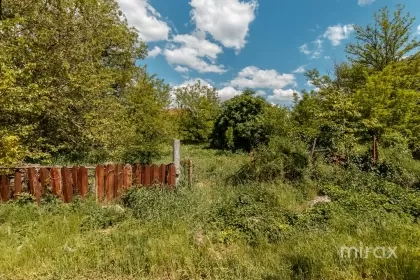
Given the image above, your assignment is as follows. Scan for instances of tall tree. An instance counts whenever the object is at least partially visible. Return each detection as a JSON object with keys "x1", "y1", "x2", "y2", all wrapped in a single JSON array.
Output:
[
  {"x1": 0, "y1": 0, "x2": 147, "y2": 162},
  {"x1": 174, "y1": 81, "x2": 220, "y2": 143},
  {"x1": 346, "y1": 5, "x2": 420, "y2": 71}
]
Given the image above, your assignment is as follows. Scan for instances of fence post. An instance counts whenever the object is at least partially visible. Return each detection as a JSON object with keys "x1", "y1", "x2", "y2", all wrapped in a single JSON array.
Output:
[{"x1": 173, "y1": 139, "x2": 181, "y2": 186}]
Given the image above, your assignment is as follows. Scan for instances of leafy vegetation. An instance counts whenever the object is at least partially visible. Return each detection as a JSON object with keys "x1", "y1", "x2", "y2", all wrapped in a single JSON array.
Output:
[{"x1": 1, "y1": 2, "x2": 420, "y2": 279}]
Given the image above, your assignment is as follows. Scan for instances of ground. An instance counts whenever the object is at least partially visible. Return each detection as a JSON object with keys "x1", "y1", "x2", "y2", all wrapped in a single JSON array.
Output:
[{"x1": 0, "y1": 144, "x2": 420, "y2": 280}]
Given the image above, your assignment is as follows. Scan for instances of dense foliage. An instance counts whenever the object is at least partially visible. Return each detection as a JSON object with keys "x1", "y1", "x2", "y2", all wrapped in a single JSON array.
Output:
[
  {"x1": 174, "y1": 81, "x2": 220, "y2": 143},
  {"x1": 0, "y1": 0, "x2": 171, "y2": 164}
]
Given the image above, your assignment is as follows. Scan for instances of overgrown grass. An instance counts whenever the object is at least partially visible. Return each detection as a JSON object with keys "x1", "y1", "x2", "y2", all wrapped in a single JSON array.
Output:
[{"x1": 1, "y1": 144, "x2": 420, "y2": 279}]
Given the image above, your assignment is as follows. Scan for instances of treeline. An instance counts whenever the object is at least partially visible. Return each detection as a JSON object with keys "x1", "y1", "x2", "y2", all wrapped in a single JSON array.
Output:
[
  {"x1": 1, "y1": 0, "x2": 420, "y2": 185},
  {"x1": 1, "y1": 0, "x2": 173, "y2": 164},
  {"x1": 175, "y1": 5, "x2": 420, "y2": 188}
]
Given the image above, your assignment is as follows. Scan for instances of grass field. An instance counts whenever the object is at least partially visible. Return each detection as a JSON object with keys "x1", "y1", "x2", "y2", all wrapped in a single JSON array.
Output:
[{"x1": 1, "y1": 145, "x2": 420, "y2": 279}]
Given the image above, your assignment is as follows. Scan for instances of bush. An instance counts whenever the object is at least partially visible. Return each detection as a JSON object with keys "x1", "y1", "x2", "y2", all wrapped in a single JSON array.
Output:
[
  {"x1": 210, "y1": 90, "x2": 273, "y2": 151},
  {"x1": 231, "y1": 136, "x2": 310, "y2": 184},
  {"x1": 210, "y1": 186, "x2": 290, "y2": 246}
]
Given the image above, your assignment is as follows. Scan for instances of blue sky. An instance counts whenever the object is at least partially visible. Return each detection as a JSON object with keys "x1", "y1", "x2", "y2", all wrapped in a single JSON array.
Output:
[{"x1": 117, "y1": 0, "x2": 420, "y2": 105}]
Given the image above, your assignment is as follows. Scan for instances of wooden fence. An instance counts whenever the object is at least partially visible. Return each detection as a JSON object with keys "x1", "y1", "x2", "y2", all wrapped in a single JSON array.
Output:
[{"x1": 0, "y1": 163, "x2": 176, "y2": 203}]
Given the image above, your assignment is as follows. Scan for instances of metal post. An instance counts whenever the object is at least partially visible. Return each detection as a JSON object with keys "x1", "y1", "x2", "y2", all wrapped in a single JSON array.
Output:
[{"x1": 173, "y1": 139, "x2": 181, "y2": 186}]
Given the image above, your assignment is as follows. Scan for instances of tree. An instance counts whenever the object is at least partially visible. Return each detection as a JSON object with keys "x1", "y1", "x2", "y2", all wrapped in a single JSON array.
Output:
[
  {"x1": 346, "y1": 5, "x2": 420, "y2": 71},
  {"x1": 210, "y1": 89, "x2": 275, "y2": 151},
  {"x1": 0, "y1": 0, "x2": 147, "y2": 162},
  {"x1": 353, "y1": 57, "x2": 420, "y2": 148},
  {"x1": 174, "y1": 81, "x2": 220, "y2": 143}
]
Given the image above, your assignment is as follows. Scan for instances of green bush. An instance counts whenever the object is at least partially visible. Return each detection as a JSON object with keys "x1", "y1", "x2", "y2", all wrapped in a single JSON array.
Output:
[
  {"x1": 210, "y1": 186, "x2": 290, "y2": 246},
  {"x1": 210, "y1": 90, "x2": 273, "y2": 151},
  {"x1": 232, "y1": 136, "x2": 310, "y2": 184}
]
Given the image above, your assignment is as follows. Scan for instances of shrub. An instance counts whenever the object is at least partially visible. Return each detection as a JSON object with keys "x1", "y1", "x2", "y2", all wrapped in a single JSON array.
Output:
[
  {"x1": 231, "y1": 136, "x2": 310, "y2": 184},
  {"x1": 210, "y1": 90, "x2": 273, "y2": 151},
  {"x1": 210, "y1": 186, "x2": 290, "y2": 246}
]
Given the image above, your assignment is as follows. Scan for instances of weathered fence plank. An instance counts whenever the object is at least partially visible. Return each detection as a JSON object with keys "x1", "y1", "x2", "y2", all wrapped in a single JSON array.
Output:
[
  {"x1": 160, "y1": 164, "x2": 166, "y2": 185},
  {"x1": 115, "y1": 164, "x2": 123, "y2": 197},
  {"x1": 28, "y1": 168, "x2": 42, "y2": 203},
  {"x1": 133, "y1": 164, "x2": 142, "y2": 186},
  {"x1": 143, "y1": 165, "x2": 151, "y2": 187},
  {"x1": 123, "y1": 164, "x2": 132, "y2": 189},
  {"x1": 2, "y1": 162, "x2": 175, "y2": 203},
  {"x1": 72, "y1": 166, "x2": 79, "y2": 195},
  {"x1": 14, "y1": 171, "x2": 22, "y2": 198},
  {"x1": 168, "y1": 163, "x2": 176, "y2": 189},
  {"x1": 39, "y1": 167, "x2": 50, "y2": 194},
  {"x1": 78, "y1": 166, "x2": 88, "y2": 197},
  {"x1": 61, "y1": 167, "x2": 73, "y2": 203},
  {"x1": 95, "y1": 165, "x2": 104, "y2": 202},
  {"x1": 151, "y1": 164, "x2": 159, "y2": 185},
  {"x1": 50, "y1": 167, "x2": 61, "y2": 196},
  {"x1": 27, "y1": 168, "x2": 36, "y2": 195},
  {"x1": 0, "y1": 175, "x2": 10, "y2": 202},
  {"x1": 106, "y1": 164, "x2": 115, "y2": 201}
]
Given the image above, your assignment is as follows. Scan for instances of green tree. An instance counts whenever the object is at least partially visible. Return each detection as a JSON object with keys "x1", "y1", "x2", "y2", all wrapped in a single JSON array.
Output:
[
  {"x1": 346, "y1": 5, "x2": 420, "y2": 71},
  {"x1": 0, "y1": 0, "x2": 148, "y2": 162},
  {"x1": 211, "y1": 89, "x2": 277, "y2": 151},
  {"x1": 353, "y1": 57, "x2": 420, "y2": 148},
  {"x1": 174, "y1": 81, "x2": 220, "y2": 143}
]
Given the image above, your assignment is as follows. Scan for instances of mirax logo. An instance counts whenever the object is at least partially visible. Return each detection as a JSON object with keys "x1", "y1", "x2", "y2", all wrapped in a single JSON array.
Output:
[{"x1": 340, "y1": 243, "x2": 397, "y2": 259}]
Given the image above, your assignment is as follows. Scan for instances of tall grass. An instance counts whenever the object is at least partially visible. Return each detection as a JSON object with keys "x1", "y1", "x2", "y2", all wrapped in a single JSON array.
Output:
[{"x1": 1, "y1": 144, "x2": 420, "y2": 279}]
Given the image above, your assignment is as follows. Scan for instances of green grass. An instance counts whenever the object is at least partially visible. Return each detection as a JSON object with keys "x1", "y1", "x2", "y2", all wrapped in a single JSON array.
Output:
[{"x1": 1, "y1": 144, "x2": 420, "y2": 279}]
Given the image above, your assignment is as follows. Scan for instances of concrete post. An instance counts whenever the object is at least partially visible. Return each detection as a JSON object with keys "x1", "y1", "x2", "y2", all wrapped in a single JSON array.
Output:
[{"x1": 173, "y1": 139, "x2": 181, "y2": 186}]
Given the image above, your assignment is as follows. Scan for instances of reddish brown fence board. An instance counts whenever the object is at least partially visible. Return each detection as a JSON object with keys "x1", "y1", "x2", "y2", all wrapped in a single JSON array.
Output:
[
  {"x1": 115, "y1": 164, "x2": 123, "y2": 197},
  {"x1": 78, "y1": 167, "x2": 88, "y2": 197},
  {"x1": 39, "y1": 167, "x2": 49, "y2": 195},
  {"x1": 72, "y1": 166, "x2": 79, "y2": 195},
  {"x1": 1, "y1": 162, "x2": 175, "y2": 203},
  {"x1": 106, "y1": 164, "x2": 115, "y2": 201},
  {"x1": 168, "y1": 164, "x2": 176, "y2": 189},
  {"x1": 50, "y1": 168, "x2": 61, "y2": 196},
  {"x1": 14, "y1": 171, "x2": 22, "y2": 198},
  {"x1": 160, "y1": 164, "x2": 166, "y2": 185},
  {"x1": 143, "y1": 165, "x2": 151, "y2": 187},
  {"x1": 151, "y1": 164, "x2": 159, "y2": 185},
  {"x1": 95, "y1": 165, "x2": 104, "y2": 202},
  {"x1": 28, "y1": 168, "x2": 42, "y2": 203},
  {"x1": 61, "y1": 167, "x2": 73, "y2": 203},
  {"x1": 0, "y1": 175, "x2": 10, "y2": 202},
  {"x1": 27, "y1": 168, "x2": 36, "y2": 195},
  {"x1": 123, "y1": 164, "x2": 132, "y2": 189},
  {"x1": 133, "y1": 164, "x2": 142, "y2": 186}
]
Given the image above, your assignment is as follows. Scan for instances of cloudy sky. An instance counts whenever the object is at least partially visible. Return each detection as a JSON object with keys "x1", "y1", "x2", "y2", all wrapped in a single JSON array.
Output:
[{"x1": 116, "y1": 0, "x2": 420, "y2": 105}]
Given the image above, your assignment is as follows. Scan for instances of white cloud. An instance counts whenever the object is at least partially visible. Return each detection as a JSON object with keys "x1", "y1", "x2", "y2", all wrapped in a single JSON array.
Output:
[
  {"x1": 323, "y1": 24, "x2": 354, "y2": 46},
  {"x1": 299, "y1": 39, "x2": 323, "y2": 59},
  {"x1": 217, "y1": 86, "x2": 242, "y2": 101},
  {"x1": 324, "y1": 56, "x2": 331, "y2": 60},
  {"x1": 175, "y1": 78, "x2": 212, "y2": 88},
  {"x1": 163, "y1": 33, "x2": 226, "y2": 73},
  {"x1": 190, "y1": 0, "x2": 258, "y2": 51},
  {"x1": 172, "y1": 34, "x2": 222, "y2": 60},
  {"x1": 147, "y1": 46, "x2": 162, "y2": 58},
  {"x1": 358, "y1": 0, "x2": 376, "y2": 6},
  {"x1": 417, "y1": 25, "x2": 420, "y2": 34},
  {"x1": 293, "y1": 65, "x2": 306, "y2": 74},
  {"x1": 305, "y1": 80, "x2": 320, "y2": 92},
  {"x1": 230, "y1": 66, "x2": 296, "y2": 89},
  {"x1": 174, "y1": 66, "x2": 190, "y2": 73},
  {"x1": 300, "y1": 44, "x2": 311, "y2": 55},
  {"x1": 117, "y1": 0, "x2": 170, "y2": 42},
  {"x1": 256, "y1": 90, "x2": 266, "y2": 96},
  {"x1": 267, "y1": 89, "x2": 297, "y2": 104}
]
